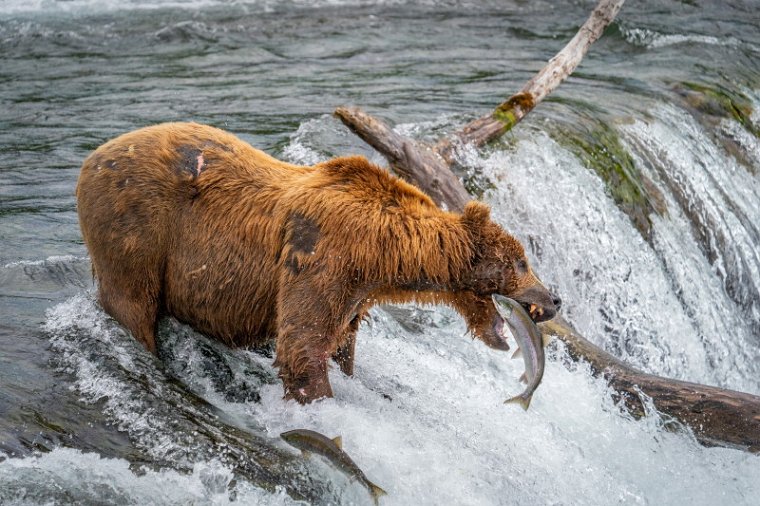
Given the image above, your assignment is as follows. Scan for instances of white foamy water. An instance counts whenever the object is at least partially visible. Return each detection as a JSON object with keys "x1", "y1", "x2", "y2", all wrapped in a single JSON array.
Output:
[
  {"x1": 40, "y1": 294, "x2": 345, "y2": 503},
  {"x1": 253, "y1": 307, "x2": 760, "y2": 506},
  {"x1": 621, "y1": 107, "x2": 760, "y2": 386},
  {"x1": 283, "y1": 116, "x2": 348, "y2": 167},
  {"x1": 464, "y1": 114, "x2": 760, "y2": 395},
  {"x1": 620, "y1": 26, "x2": 757, "y2": 52},
  {"x1": 0, "y1": 0, "x2": 243, "y2": 16},
  {"x1": 0, "y1": 448, "x2": 299, "y2": 505},
  {"x1": 33, "y1": 286, "x2": 760, "y2": 506},
  {"x1": 2, "y1": 255, "x2": 86, "y2": 269}
]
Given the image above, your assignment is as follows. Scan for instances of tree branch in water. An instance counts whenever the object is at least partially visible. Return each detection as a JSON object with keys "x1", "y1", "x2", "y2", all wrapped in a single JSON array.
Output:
[{"x1": 436, "y1": 0, "x2": 626, "y2": 162}]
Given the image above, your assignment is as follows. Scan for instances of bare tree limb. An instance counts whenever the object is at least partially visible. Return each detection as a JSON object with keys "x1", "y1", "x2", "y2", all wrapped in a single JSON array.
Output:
[
  {"x1": 334, "y1": 0, "x2": 760, "y2": 453},
  {"x1": 339, "y1": 0, "x2": 624, "y2": 206},
  {"x1": 436, "y1": 0, "x2": 626, "y2": 162}
]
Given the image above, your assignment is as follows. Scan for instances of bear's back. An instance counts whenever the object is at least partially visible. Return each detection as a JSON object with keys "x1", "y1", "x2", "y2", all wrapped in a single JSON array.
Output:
[{"x1": 82, "y1": 122, "x2": 304, "y2": 187}]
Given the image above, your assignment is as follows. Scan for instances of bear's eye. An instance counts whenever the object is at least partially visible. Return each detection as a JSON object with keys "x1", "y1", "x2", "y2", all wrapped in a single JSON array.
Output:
[{"x1": 515, "y1": 259, "x2": 528, "y2": 273}]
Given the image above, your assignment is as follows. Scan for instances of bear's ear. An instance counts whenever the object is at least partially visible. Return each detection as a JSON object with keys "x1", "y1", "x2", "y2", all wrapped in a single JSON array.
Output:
[{"x1": 462, "y1": 201, "x2": 491, "y2": 226}]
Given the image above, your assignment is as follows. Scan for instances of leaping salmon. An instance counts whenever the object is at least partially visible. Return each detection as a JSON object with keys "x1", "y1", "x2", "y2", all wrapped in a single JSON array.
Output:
[{"x1": 281, "y1": 429, "x2": 387, "y2": 504}]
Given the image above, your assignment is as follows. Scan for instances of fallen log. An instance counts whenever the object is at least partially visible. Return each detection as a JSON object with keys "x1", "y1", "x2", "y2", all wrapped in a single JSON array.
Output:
[
  {"x1": 334, "y1": 0, "x2": 760, "y2": 452},
  {"x1": 544, "y1": 318, "x2": 760, "y2": 452}
]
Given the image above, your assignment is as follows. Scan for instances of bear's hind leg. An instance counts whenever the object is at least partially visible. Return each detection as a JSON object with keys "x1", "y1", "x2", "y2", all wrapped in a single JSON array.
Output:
[{"x1": 97, "y1": 269, "x2": 161, "y2": 354}]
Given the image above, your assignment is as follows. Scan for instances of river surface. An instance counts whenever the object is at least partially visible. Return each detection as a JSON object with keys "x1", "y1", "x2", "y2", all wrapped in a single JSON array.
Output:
[{"x1": 1, "y1": 0, "x2": 759, "y2": 504}]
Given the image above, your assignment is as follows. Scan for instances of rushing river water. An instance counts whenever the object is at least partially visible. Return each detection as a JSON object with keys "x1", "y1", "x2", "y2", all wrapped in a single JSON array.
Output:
[{"x1": 1, "y1": 0, "x2": 760, "y2": 504}]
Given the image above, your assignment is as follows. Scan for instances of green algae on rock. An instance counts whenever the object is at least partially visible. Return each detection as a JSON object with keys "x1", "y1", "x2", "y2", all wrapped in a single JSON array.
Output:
[
  {"x1": 550, "y1": 118, "x2": 667, "y2": 240},
  {"x1": 675, "y1": 82, "x2": 758, "y2": 137},
  {"x1": 674, "y1": 81, "x2": 759, "y2": 173}
]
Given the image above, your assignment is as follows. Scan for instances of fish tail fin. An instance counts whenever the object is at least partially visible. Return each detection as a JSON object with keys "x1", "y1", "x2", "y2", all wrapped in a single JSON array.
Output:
[
  {"x1": 504, "y1": 394, "x2": 532, "y2": 411},
  {"x1": 369, "y1": 482, "x2": 387, "y2": 504}
]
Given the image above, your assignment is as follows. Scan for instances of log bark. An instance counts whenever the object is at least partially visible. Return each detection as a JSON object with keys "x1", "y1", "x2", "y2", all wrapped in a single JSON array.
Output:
[{"x1": 334, "y1": 0, "x2": 760, "y2": 453}]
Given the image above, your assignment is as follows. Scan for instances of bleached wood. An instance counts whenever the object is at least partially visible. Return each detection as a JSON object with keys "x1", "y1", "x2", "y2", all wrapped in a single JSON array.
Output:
[{"x1": 437, "y1": 0, "x2": 626, "y2": 162}]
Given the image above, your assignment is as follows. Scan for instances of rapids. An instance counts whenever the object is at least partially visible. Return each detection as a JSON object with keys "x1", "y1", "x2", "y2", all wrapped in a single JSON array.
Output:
[{"x1": 1, "y1": 1, "x2": 759, "y2": 504}]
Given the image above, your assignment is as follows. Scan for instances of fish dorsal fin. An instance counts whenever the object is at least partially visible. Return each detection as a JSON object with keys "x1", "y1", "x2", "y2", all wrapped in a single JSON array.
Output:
[
  {"x1": 332, "y1": 436, "x2": 343, "y2": 449},
  {"x1": 511, "y1": 348, "x2": 522, "y2": 360},
  {"x1": 519, "y1": 372, "x2": 527, "y2": 384}
]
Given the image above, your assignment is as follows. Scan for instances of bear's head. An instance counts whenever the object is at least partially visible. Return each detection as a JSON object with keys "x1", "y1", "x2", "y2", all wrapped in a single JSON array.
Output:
[{"x1": 456, "y1": 201, "x2": 561, "y2": 350}]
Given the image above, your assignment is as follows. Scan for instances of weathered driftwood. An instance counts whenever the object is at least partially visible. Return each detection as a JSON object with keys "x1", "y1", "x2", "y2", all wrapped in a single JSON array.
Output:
[
  {"x1": 335, "y1": 0, "x2": 760, "y2": 452},
  {"x1": 436, "y1": 0, "x2": 626, "y2": 163}
]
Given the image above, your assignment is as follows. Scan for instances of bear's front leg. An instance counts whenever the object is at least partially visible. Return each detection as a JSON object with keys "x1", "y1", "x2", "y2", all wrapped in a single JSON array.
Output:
[
  {"x1": 274, "y1": 274, "x2": 341, "y2": 404},
  {"x1": 275, "y1": 346, "x2": 333, "y2": 404}
]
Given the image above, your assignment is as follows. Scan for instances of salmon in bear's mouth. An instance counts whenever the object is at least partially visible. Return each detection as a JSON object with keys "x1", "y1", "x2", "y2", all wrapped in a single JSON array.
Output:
[{"x1": 491, "y1": 301, "x2": 547, "y2": 348}]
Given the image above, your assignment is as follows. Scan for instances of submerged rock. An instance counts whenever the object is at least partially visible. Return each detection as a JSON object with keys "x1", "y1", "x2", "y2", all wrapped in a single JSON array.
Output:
[
  {"x1": 674, "y1": 81, "x2": 759, "y2": 173},
  {"x1": 549, "y1": 114, "x2": 668, "y2": 240}
]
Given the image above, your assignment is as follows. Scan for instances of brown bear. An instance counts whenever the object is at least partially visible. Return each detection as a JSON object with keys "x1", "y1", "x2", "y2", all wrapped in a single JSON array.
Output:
[{"x1": 76, "y1": 122, "x2": 560, "y2": 403}]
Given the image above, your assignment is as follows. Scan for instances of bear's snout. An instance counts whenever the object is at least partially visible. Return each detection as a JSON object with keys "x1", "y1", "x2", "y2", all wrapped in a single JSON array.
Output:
[{"x1": 512, "y1": 285, "x2": 560, "y2": 323}]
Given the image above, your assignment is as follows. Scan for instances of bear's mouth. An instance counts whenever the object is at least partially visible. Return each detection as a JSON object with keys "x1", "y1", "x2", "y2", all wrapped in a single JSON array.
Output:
[
  {"x1": 523, "y1": 303, "x2": 545, "y2": 322},
  {"x1": 513, "y1": 298, "x2": 555, "y2": 323}
]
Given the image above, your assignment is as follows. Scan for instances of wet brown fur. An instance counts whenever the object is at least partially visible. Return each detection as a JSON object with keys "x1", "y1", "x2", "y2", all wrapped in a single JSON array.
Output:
[{"x1": 76, "y1": 122, "x2": 556, "y2": 403}]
